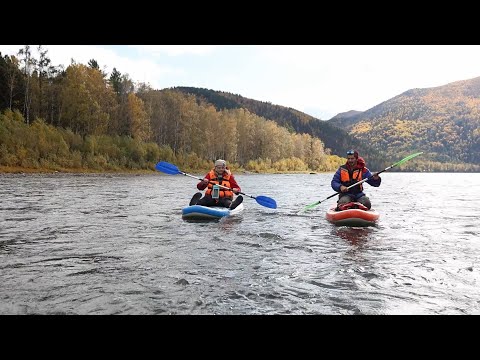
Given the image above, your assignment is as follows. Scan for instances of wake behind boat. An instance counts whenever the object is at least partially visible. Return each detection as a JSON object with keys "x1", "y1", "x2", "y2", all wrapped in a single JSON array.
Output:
[{"x1": 182, "y1": 203, "x2": 245, "y2": 221}]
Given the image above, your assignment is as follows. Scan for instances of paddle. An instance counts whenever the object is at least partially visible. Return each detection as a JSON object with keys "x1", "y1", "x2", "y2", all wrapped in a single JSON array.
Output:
[
  {"x1": 303, "y1": 152, "x2": 423, "y2": 211},
  {"x1": 155, "y1": 161, "x2": 277, "y2": 209}
]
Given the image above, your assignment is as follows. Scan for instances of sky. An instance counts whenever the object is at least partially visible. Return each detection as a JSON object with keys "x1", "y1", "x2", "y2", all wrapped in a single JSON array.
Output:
[{"x1": 2, "y1": 45, "x2": 480, "y2": 120}]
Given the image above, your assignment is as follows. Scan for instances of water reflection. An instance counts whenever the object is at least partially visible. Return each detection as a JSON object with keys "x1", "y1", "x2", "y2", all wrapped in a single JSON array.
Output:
[
  {"x1": 333, "y1": 227, "x2": 375, "y2": 247},
  {"x1": 219, "y1": 215, "x2": 244, "y2": 230}
]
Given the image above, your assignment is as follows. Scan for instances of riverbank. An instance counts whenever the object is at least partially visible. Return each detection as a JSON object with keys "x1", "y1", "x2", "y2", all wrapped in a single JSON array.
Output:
[
  {"x1": 0, "y1": 165, "x2": 323, "y2": 175},
  {"x1": 0, "y1": 165, "x2": 155, "y2": 175}
]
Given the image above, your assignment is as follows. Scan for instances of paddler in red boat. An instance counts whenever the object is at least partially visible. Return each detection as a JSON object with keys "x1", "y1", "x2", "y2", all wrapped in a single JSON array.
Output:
[{"x1": 331, "y1": 150, "x2": 381, "y2": 210}]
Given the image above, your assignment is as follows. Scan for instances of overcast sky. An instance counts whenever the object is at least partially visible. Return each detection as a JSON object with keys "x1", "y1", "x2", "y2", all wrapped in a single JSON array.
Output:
[{"x1": 2, "y1": 45, "x2": 480, "y2": 120}]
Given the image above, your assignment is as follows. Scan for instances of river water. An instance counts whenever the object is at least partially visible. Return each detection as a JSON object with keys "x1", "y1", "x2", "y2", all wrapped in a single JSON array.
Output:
[{"x1": 0, "y1": 172, "x2": 479, "y2": 315}]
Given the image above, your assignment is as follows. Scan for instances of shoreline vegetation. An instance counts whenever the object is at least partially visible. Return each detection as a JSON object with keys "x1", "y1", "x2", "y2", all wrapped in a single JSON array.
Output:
[
  {"x1": 0, "y1": 164, "x2": 327, "y2": 175},
  {"x1": 1, "y1": 107, "x2": 347, "y2": 176},
  {"x1": 2, "y1": 47, "x2": 475, "y2": 173}
]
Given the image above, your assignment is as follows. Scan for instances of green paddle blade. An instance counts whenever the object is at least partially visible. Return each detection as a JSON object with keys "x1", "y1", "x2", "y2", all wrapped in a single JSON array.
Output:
[
  {"x1": 393, "y1": 152, "x2": 423, "y2": 167},
  {"x1": 304, "y1": 201, "x2": 320, "y2": 211}
]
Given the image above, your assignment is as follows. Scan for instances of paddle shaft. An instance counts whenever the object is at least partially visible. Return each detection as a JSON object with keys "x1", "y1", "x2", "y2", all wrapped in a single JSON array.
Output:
[
  {"x1": 155, "y1": 161, "x2": 277, "y2": 208},
  {"x1": 317, "y1": 167, "x2": 390, "y2": 205},
  {"x1": 304, "y1": 152, "x2": 423, "y2": 210},
  {"x1": 180, "y1": 172, "x2": 256, "y2": 200},
  {"x1": 312, "y1": 158, "x2": 411, "y2": 206},
  {"x1": 344, "y1": 164, "x2": 392, "y2": 191}
]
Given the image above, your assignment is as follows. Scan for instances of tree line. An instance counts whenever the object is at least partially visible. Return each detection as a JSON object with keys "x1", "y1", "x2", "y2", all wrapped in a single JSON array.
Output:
[
  {"x1": 174, "y1": 86, "x2": 387, "y2": 170},
  {"x1": 0, "y1": 45, "x2": 344, "y2": 173}
]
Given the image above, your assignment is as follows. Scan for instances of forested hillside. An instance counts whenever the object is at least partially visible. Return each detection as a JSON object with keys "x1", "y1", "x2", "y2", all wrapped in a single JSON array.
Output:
[
  {"x1": 2, "y1": 45, "x2": 478, "y2": 174},
  {"x1": 0, "y1": 46, "x2": 340, "y2": 173},
  {"x1": 174, "y1": 87, "x2": 387, "y2": 170},
  {"x1": 328, "y1": 77, "x2": 480, "y2": 171}
]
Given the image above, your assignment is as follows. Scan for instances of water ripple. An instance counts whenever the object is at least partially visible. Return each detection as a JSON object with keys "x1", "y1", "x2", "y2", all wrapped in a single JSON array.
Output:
[{"x1": 0, "y1": 172, "x2": 479, "y2": 314}]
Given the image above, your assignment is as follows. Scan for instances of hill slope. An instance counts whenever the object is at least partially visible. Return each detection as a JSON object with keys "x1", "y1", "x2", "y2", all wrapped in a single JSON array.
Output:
[
  {"x1": 173, "y1": 86, "x2": 386, "y2": 169},
  {"x1": 328, "y1": 77, "x2": 480, "y2": 166}
]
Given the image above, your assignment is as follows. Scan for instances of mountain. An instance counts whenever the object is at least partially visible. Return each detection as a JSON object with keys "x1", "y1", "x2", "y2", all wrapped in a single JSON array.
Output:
[
  {"x1": 172, "y1": 87, "x2": 387, "y2": 170},
  {"x1": 327, "y1": 76, "x2": 480, "y2": 167},
  {"x1": 330, "y1": 110, "x2": 363, "y2": 121}
]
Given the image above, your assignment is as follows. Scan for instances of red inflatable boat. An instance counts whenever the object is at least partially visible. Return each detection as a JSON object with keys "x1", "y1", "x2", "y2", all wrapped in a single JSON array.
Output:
[{"x1": 326, "y1": 202, "x2": 379, "y2": 227}]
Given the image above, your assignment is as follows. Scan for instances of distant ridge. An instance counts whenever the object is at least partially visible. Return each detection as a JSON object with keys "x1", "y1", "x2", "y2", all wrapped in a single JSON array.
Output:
[
  {"x1": 327, "y1": 76, "x2": 480, "y2": 167},
  {"x1": 330, "y1": 110, "x2": 363, "y2": 120},
  {"x1": 173, "y1": 86, "x2": 387, "y2": 170}
]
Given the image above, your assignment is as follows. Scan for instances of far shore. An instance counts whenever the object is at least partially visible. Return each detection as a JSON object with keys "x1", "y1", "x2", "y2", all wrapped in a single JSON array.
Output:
[
  {"x1": 0, "y1": 165, "x2": 325, "y2": 175},
  {"x1": 0, "y1": 165, "x2": 155, "y2": 175}
]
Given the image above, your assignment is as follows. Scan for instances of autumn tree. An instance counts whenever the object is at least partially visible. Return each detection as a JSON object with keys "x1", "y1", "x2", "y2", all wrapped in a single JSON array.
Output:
[
  {"x1": 17, "y1": 45, "x2": 36, "y2": 124},
  {"x1": 58, "y1": 63, "x2": 116, "y2": 136},
  {"x1": 109, "y1": 67, "x2": 122, "y2": 96},
  {"x1": 126, "y1": 93, "x2": 150, "y2": 142},
  {"x1": 0, "y1": 54, "x2": 23, "y2": 111},
  {"x1": 35, "y1": 45, "x2": 52, "y2": 120}
]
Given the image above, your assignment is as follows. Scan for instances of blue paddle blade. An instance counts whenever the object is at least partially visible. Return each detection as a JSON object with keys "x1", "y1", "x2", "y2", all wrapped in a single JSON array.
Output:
[
  {"x1": 155, "y1": 161, "x2": 182, "y2": 175},
  {"x1": 256, "y1": 195, "x2": 277, "y2": 209}
]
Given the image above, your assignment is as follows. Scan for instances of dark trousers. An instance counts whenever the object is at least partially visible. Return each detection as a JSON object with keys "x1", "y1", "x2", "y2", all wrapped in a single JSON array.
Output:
[
  {"x1": 337, "y1": 194, "x2": 372, "y2": 209},
  {"x1": 197, "y1": 194, "x2": 232, "y2": 208}
]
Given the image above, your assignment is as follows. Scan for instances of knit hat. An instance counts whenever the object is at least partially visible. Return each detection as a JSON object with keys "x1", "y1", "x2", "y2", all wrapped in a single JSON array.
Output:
[{"x1": 215, "y1": 159, "x2": 226, "y2": 167}]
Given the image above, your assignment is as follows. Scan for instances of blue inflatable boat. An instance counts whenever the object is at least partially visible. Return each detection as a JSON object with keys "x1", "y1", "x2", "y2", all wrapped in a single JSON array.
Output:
[{"x1": 181, "y1": 203, "x2": 244, "y2": 220}]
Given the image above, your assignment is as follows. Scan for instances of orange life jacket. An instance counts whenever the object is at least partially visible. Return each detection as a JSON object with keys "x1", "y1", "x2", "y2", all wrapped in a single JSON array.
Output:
[
  {"x1": 205, "y1": 170, "x2": 234, "y2": 199},
  {"x1": 339, "y1": 165, "x2": 363, "y2": 194}
]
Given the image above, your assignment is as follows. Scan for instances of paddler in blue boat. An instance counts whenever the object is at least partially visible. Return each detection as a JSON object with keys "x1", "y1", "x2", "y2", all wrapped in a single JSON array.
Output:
[
  {"x1": 189, "y1": 159, "x2": 243, "y2": 210},
  {"x1": 331, "y1": 150, "x2": 381, "y2": 210}
]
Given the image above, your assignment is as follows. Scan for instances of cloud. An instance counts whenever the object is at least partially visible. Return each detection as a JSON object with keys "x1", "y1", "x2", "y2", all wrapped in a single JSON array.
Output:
[
  {"x1": 0, "y1": 45, "x2": 185, "y2": 90},
  {"x1": 249, "y1": 45, "x2": 480, "y2": 119},
  {"x1": 3, "y1": 45, "x2": 480, "y2": 120},
  {"x1": 128, "y1": 45, "x2": 217, "y2": 57}
]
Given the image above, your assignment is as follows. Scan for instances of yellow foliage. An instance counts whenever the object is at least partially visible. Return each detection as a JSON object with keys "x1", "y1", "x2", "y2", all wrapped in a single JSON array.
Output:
[{"x1": 352, "y1": 122, "x2": 372, "y2": 134}]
